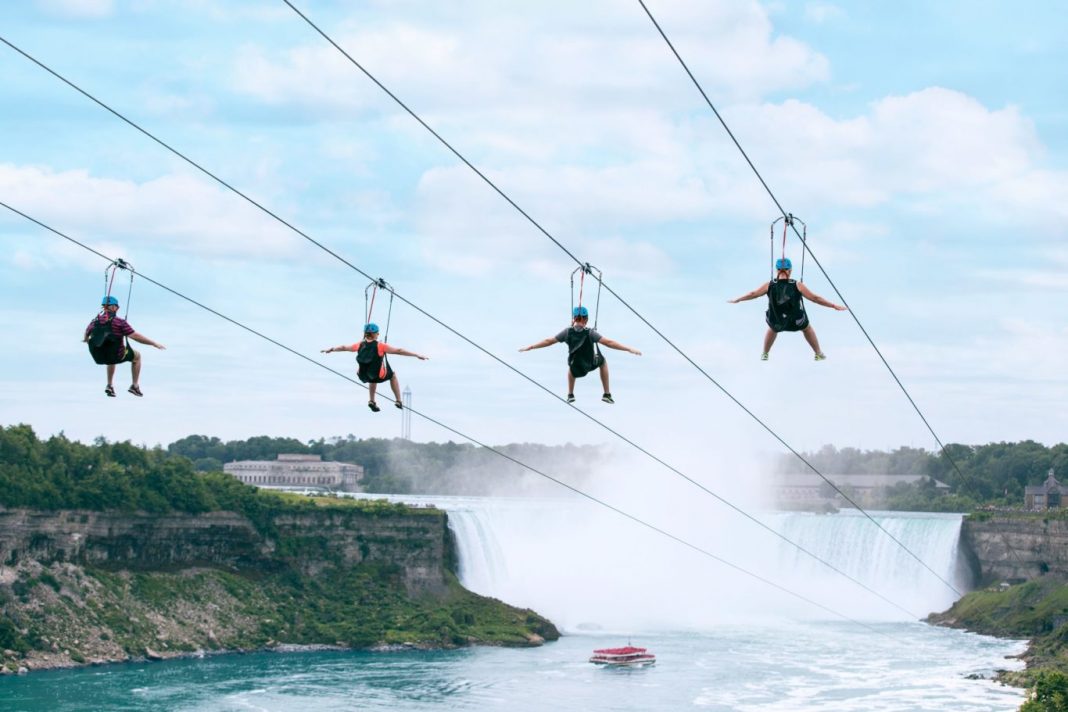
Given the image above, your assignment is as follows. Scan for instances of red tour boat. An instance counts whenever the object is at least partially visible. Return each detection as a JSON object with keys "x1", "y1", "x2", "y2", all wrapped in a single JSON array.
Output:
[{"x1": 589, "y1": 645, "x2": 656, "y2": 667}]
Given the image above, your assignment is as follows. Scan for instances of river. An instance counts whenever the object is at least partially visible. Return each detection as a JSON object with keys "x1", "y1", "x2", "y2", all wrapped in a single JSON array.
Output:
[{"x1": 0, "y1": 496, "x2": 1029, "y2": 711}]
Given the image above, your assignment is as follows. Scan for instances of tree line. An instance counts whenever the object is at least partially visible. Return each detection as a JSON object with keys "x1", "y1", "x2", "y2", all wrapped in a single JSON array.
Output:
[
  {"x1": 778, "y1": 441, "x2": 1068, "y2": 510},
  {"x1": 8, "y1": 423, "x2": 1064, "y2": 512},
  {"x1": 0, "y1": 424, "x2": 300, "y2": 524},
  {"x1": 167, "y1": 434, "x2": 602, "y2": 495}
]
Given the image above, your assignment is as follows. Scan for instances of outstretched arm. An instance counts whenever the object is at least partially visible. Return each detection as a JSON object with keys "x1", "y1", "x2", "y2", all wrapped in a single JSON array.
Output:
[
  {"x1": 797, "y1": 283, "x2": 847, "y2": 311},
  {"x1": 598, "y1": 338, "x2": 641, "y2": 356},
  {"x1": 130, "y1": 331, "x2": 166, "y2": 350},
  {"x1": 728, "y1": 282, "x2": 771, "y2": 303},
  {"x1": 383, "y1": 345, "x2": 429, "y2": 360},
  {"x1": 519, "y1": 337, "x2": 557, "y2": 352},
  {"x1": 321, "y1": 344, "x2": 357, "y2": 353}
]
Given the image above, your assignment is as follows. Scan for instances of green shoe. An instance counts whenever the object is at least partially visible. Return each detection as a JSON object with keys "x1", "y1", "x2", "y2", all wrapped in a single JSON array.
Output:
[
  {"x1": 814, "y1": 353, "x2": 827, "y2": 361},
  {"x1": 760, "y1": 353, "x2": 769, "y2": 361}
]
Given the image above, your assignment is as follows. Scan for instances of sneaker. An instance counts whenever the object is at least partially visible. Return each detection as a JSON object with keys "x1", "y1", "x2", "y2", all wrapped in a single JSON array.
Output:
[
  {"x1": 368, "y1": 401, "x2": 381, "y2": 412},
  {"x1": 566, "y1": 393, "x2": 575, "y2": 404},
  {"x1": 394, "y1": 400, "x2": 403, "y2": 410},
  {"x1": 128, "y1": 384, "x2": 143, "y2": 397},
  {"x1": 105, "y1": 384, "x2": 116, "y2": 397},
  {"x1": 601, "y1": 393, "x2": 614, "y2": 404},
  {"x1": 760, "y1": 353, "x2": 769, "y2": 361},
  {"x1": 814, "y1": 353, "x2": 827, "y2": 361}
]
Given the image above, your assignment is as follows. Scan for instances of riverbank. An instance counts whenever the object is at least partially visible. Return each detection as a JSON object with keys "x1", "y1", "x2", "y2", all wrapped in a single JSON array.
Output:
[
  {"x1": 0, "y1": 555, "x2": 556, "y2": 675},
  {"x1": 928, "y1": 576, "x2": 1068, "y2": 687},
  {"x1": 927, "y1": 509, "x2": 1068, "y2": 692},
  {"x1": 0, "y1": 496, "x2": 558, "y2": 676}
]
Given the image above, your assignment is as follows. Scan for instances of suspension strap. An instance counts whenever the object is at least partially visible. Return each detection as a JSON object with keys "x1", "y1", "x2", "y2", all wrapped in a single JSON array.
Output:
[
  {"x1": 782, "y1": 214, "x2": 790, "y2": 262},
  {"x1": 591, "y1": 268, "x2": 603, "y2": 330},
  {"x1": 366, "y1": 285, "x2": 377, "y2": 324},
  {"x1": 104, "y1": 264, "x2": 117, "y2": 304},
  {"x1": 103, "y1": 258, "x2": 135, "y2": 319},
  {"x1": 382, "y1": 286, "x2": 394, "y2": 342},
  {"x1": 769, "y1": 219, "x2": 775, "y2": 281},
  {"x1": 364, "y1": 278, "x2": 393, "y2": 342}
]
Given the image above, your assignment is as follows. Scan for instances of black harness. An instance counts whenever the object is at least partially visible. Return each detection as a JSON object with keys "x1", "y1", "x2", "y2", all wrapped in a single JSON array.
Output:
[
  {"x1": 765, "y1": 279, "x2": 810, "y2": 333},
  {"x1": 87, "y1": 314, "x2": 129, "y2": 365},
  {"x1": 356, "y1": 340, "x2": 394, "y2": 384},
  {"x1": 566, "y1": 327, "x2": 603, "y2": 378}
]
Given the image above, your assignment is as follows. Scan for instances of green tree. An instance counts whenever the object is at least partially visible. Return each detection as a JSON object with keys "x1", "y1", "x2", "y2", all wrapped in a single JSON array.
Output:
[{"x1": 1021, "y1": 670, "x2": 1068, "y2": 712}]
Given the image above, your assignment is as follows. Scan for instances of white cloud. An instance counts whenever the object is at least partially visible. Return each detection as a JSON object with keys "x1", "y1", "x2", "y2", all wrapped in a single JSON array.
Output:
[
  {"x1": 804, "y1": 2, "x2": 844, "y2": 24},
  {"x1": 231, "y1": 0, "x2": 829, "y2": 113},
  {"x1": 35, "y1": 0, "x2": 113, "y2": 19},
  {"x1": 0, "y1": 163, "x2": 304, "y2": 262},
  {"x1": 725, "y1": 89, "x2": 1066, "y2": 230}
]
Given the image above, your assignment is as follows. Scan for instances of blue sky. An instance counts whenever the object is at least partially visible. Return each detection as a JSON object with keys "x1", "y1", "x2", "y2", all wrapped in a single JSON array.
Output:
[{"x1": 1, "y1": 0, "x2": 1065, "y2": 459}]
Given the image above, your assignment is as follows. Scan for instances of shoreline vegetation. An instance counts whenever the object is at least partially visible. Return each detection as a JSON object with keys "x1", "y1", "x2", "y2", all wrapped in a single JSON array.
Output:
[
  {"x1": 0, "y1": 425, "x2": 559, "y2": 676},
  {"x1": 928, "y1": 509, "x2": 1068, "y2": 710}
]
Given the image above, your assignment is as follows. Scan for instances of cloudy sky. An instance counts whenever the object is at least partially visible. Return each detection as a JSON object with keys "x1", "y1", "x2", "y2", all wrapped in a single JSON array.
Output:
[{"x1": 1, "y1": 0, "x2": 1065, "y2": 462}]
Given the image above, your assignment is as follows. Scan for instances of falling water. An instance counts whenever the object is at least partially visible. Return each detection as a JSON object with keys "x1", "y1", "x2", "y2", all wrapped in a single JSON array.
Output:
[{"x1": 442, "y1": 496, "x2": 969, "y2": 629}]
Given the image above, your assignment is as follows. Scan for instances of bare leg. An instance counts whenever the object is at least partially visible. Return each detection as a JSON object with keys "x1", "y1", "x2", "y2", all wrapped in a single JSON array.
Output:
[
  {"x1": 106, "y1": 364, "x2": 116, "y2": 386},
  {"x1": 567, "y1": 371, "x2": 576, "y2": 395},
  {"x1": 598, "y1": 361, "x2": 611, "y2": 394},
  {"x1": 801, "y1": 325, "x2": 823, "y2": 355},
  {"x1": 763, "y1": 329, "x2": 778, "y2": 354},
  {"x1": 388, "y1": 374, "x2": 402, "y2": 404},
  {"x1": 131, "y1": 351, "x2": 142, "y2": 387},
  {"x1": 368, "y1": 382, "x2": 378, "y2": 403}
]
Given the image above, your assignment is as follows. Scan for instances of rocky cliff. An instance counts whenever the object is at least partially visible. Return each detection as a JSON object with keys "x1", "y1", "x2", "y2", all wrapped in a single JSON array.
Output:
[
  {"x1": 0, "y1": 501, "x2": 558, "y2": 674},
  {"x1": 961, "y1": 513, "x2": 1068, "y2": 583},
  {"x1": 0, "y1": 506, "x2": 448, "y2": 594}
]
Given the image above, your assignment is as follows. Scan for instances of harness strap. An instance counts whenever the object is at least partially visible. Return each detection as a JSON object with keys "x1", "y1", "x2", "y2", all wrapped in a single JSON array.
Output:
[{"x1": 781, "y1": 216, "x2": 789, "y2": 262}]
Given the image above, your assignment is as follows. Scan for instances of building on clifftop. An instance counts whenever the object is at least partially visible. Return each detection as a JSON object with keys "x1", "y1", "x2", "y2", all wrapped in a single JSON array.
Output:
[
  {"x1": 772, "y1": 472, "x2": 950, "y2": 510},
  {"x1": 1024, "y1": 469, "x2": 1064, "y2": 511},
  {"x1": 224, "y1": 454, "x2": 364, "y2": 492}
]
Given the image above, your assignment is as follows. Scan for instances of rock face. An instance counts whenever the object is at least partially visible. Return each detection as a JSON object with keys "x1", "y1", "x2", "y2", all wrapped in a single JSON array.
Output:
[
  {"x1": 0, "y1": 506, "x2": 449, "y2": 594},
  {"x1": 961, "y1": 515, "x2": 1068, "y2": 583},
  {"x1": 0, "y1": 503, "x2": 559, "y2": 673}
]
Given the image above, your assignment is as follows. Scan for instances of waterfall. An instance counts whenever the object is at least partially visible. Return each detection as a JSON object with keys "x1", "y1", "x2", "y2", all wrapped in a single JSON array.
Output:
[{"x1": 441, "y1": 496, "x2": 969, "y2": 631}]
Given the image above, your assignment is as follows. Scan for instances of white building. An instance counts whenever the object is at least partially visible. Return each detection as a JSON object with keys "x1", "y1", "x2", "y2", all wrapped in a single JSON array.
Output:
[
  {"x1": 224, "y1": 454, "x2": 364, "y2": 492},
  {"x1": 772, "y1": 472, "x2": 949, "y2": 509}
]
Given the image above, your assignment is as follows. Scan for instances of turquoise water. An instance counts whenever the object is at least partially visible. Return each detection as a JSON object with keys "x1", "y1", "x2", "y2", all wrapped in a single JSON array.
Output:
[{"x1": 0, "y1": 623, "x2": 1026, "y2": 711}]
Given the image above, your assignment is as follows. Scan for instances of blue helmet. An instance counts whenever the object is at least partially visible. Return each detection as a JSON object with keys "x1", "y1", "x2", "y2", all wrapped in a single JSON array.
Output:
[
  {"x1": 363, "y1": 323, "x2": 380, "y2": 334},
  {"x1": 101, "y1": 295, "x2": 119, "y2": 306},
  {"x1": 572, "y1": 306, "x2": 589, "y2": 318},
  {"x1": 775, "y1": 258, "x2": 793, "y2": 271}
]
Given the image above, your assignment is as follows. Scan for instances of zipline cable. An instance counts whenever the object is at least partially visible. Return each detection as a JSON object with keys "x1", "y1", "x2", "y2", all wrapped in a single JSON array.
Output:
[
  {"x1": 0, "y1": 37, "x2": 931, "y2": 615},
  {"x1": 634, "y1": 0, "x2": 1028, "y2": 573},
  {"x1": 0, "y1": 200, "x2": 898, "y2": 638},
  {"x1": 271, "y1": 5, "x2": 964, "y2": 597}
]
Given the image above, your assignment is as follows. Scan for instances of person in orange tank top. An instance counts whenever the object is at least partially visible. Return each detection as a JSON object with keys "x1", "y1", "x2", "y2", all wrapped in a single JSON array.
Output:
[{"x1": 322, "y1": 323, "x2": 428, "y2": 412}]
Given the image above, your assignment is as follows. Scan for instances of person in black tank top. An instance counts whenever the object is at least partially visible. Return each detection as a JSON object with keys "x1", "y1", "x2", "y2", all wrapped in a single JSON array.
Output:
[
  {"x1": 519, "y1": 306, "x2": 641, "y2": 404},
  {"x1": 729, "y1": 258, "x2": 847, "y2": 361},
  {"x1": 321, "y1": 323, "x2": 429, "y2": 412}
]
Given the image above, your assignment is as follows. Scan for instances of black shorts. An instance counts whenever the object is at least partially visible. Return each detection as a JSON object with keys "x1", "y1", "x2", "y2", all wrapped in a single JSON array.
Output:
[
  {"x1": 569, "y1": 353, "x2": 605, "y2": 378},
  {"x1": 766, "y1": 314, "x2": 810, "y2": 333},
  {"x1": 358, "y1": 364, "x2": 395, "y2": 384}
]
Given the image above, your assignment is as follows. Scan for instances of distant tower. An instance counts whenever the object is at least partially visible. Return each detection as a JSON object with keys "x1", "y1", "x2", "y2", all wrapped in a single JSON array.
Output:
[{"x1": 402, "y1": 386, "x2": 412, "y2": 440}]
